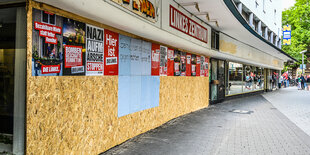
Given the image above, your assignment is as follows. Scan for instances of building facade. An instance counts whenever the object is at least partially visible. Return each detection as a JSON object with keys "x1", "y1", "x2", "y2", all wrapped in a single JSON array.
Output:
[{"x1": 0, "y1": 0, "x2": 295, "y2": 154}]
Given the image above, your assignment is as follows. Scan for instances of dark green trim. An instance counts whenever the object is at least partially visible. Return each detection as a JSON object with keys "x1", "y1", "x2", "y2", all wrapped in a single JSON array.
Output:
[{"x1": 223, "y1": 0, "x2": 297, "y2": 62}]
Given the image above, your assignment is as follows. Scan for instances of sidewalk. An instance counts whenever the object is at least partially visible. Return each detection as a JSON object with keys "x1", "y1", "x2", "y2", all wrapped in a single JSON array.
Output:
[{"x1": 102, "y1": 93, "x2": 310, "y2": 155}]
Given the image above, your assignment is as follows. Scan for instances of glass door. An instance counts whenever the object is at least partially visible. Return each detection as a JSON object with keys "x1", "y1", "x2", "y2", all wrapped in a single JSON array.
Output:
[
  {"x1": 210, "y1": 59, "x2": 226, "y2": 104},
  {"x1": 0, "y1": 6, "x2": 26, "y2": 154}
]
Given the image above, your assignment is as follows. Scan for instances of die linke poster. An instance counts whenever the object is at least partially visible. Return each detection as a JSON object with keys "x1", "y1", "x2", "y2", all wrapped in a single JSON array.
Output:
[
  {"x1": 160, "y1": 46, "x2": 168, "y2": 76},
  {"x1": 32, "y1": 9, "x2": 63, "y2": 76},
  {"x1": 174, "y1": 50, "x2": 181, "y2": 76},
  {"x1": 180, "y1": 51, "x2": 186, "y2": 76},
  {"x1": 151, "y1": 43, "x2": 160, "y2": 76},
  {"x1": 63, "y1": 18, "x2": 86, "y2": 75},
  {"x1": 186, "y1": 53, "x2": 191, "y2": 76},
  {"x1": 191, "y1": 54, "x2": 196, "y2": 76},
  {"x1": 86, "y1": 24, "x2": 104, "y2": 76},
  {"x1": 200, "y1": 56, "x2": 205, "y2": 77},
  {"x1": 104, "y1": 29, "x2": 119, "y2": 75},
  {"x1": 167, "y1": 48, "x2": 174, "y2": 76},
  {"x1": 196, "y1": 55, "x2": 201, "y2": 76}
]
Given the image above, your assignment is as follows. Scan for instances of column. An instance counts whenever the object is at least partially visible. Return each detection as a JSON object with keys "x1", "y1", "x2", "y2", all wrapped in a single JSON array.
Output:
[
  {"x1": 258, "y1": 21, "x2": 262, "y2": 35},
  {"x1": 249, "y1": 13, "x2": 254, "y2": 28},
  {"x1": 237, "y1": 3, "x2": 242, "y2": 13}
]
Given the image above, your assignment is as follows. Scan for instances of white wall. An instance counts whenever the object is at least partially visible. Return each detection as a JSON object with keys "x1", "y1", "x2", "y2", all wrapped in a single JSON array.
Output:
[{"x1": 240, "y1": 0, "x2": 282, "y2": 37}]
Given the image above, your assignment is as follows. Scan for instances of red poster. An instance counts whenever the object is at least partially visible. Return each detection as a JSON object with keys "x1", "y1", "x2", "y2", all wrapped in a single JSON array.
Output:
[
  {"x1": 196, "y1": 55, "x2": 200, "y2": 76},
  {"x1": 64, "y1": 45, "x2": 83, "y2": 68},
  {"x1": 151, "y1": 43, "x2": 160, "y2": 76},
  {"x1": 41, "y1": 65, "x2": 61, "y2": 74},
  {"x1": 205, "y1": 57, "x2": 209, "y2": 77},
  {"x1": 186, "y1": 53, "x2": 191, "y2": 76},
  {"x1": 191, "y1": 54, "x2": 196, "y2": 76},
  {"x1": 167, "y1": 48, "x2": 174, "y2": 76},
  {"x1": 104, "y1": 29, "x2": 119, "y2": 75}
]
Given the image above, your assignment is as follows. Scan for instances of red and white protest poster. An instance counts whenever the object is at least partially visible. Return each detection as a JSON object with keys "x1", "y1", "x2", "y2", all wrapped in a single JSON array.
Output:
[
  {"x1": 186, "y1": 53, "x2": 191, "y2": 76},
  {"x1": 64, "y1": 45, "x2": 83, "y2": 68},
  {"x1": 167, "y1": 48, "x2": 174, "y2": 76},
  {"x1": 41, "y1": 65, "x2": 61, "y2": 74},
  {"x1": 180, "y1": 52, "x2": 186, "y2": 76},
  {"x1": 196, "y1": 55, "x2": 200, "y2": 76},
  {"x1": 200, "y1": 56, "x2": 205, "y2": 77},
  {"x1": 34, "y1": 21, "x2": 61, "y2": 45},
  {"x1": 191, "y1": 54, "x2": 196, "y2": 76},
  {"x1": 104, "y1": 29, "x2": 119, "y2": 75},
  {"x1": 205, "y1": 57, "x2": 209, "y2": 77},
  {"x1": 151, "y1": 43, "x2": 160, "y2": 76}
]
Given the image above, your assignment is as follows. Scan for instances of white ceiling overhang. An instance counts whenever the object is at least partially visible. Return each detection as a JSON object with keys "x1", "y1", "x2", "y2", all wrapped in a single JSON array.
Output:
[{"x1": 175, "y1": 0, "x2": 296, "y2": 62}]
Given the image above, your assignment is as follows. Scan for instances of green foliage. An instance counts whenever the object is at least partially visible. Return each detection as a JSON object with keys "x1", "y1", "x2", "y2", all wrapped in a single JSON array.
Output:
[{"x1": 282, "y1": 0, "x2": 310, "y2": 67}]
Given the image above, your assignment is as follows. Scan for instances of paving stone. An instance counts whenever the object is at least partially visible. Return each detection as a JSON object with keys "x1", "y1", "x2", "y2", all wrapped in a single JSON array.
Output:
[{"x1": 102, "y1": 91, "x2": 310, "y2": 155}]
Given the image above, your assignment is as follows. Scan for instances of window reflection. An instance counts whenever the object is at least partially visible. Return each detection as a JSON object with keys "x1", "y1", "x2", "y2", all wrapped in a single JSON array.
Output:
[
  {"x1": 226, "y1": 61, "x2": 264, "y2": 96},
  {"x1": 227, "y1": 62, "x2": 243, "y2": 95}
]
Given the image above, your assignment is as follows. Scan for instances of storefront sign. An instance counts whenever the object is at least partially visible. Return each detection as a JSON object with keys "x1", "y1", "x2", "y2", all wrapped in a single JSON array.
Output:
[
  {"x1": 170, "y1": 5, "x2": 208, "y2": 43},
  {"x1": 41, "y1": 65, "x2": 61, "y2": 74},
  {"x1": 111, "y1": 0, "x2": 159, "y2": 23},
  {"x1": 86, "y1": 24, "x2": 104, "y2": 76},
  {"x1": 104, "y1": 29, "x2": 119, "y2": 75},
  {"x1": 64, "y1": 45, "x2": 83, "y2": 68}
]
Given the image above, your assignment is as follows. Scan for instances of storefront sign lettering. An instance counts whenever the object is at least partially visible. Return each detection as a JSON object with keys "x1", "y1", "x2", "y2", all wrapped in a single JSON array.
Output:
[{"x1": 170, "y1": 5, "x2": 208, "y2": 43}]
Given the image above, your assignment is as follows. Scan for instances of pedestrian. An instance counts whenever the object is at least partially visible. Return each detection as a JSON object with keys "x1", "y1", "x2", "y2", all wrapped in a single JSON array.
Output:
[
  {"x1": 287, "y1": 75, "x2": 290, "y2": 87},
  {"x1": 279, "y1": 76, "x2": 283, "y2": 88},
  {"x1": 307, "y1": 75, "x2": 310, "y2": 91},
  {"x1": 301, "y1": 74, "x2": 306, "y2": 90},
  {"x1": 298, "y1": 75, "x2": 302, "y2": 90},
  {"x1": 283, "y1": 76, "x2": 287, "y2": 88}
]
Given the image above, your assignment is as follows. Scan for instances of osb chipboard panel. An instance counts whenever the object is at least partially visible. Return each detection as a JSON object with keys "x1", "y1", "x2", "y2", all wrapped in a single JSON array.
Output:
[{"x1": 26, "y1": 1, "x2": 210, "y2": 154}]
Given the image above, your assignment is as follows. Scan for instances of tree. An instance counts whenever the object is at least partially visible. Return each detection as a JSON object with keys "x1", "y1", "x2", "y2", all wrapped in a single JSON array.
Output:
[{"x1": 282, "y1": 0, "x2": 310, "y2": 67}]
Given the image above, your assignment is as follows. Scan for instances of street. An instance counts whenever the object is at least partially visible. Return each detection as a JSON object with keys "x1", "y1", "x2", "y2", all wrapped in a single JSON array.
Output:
[{"x1": 102, "y1": 87, "x2": 310, "y2": 155}]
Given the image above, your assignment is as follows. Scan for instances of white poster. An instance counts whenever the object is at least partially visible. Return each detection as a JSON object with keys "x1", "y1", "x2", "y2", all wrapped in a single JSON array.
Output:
[{"x1": 86, "y1": 24, "x2": 104, "y2": 76}]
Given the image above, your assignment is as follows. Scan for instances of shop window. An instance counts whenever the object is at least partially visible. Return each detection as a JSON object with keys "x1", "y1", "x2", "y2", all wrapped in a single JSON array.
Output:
[
  {"x1": 42, "y1": 11, "x2": 56, "y2": 25},
  {"x1": 211, "y1": 30, "x2": 219, "y2": 50},
  {"x1": 226, "y1": 62, "x2": 243, "y2": 95}
]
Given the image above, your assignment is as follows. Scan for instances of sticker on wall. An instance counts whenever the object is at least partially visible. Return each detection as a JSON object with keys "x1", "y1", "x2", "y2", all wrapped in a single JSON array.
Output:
[
  {"x1": 104, "y1": 29, "x2": 119, "y2": 75},
  {"x1": 196, "y1": 55, "x2": 200, "y2": 76},
  {"x1": 160, "y1": 46, "x2": 167, "y2": 76},
  {"x1": 130, "y1": 38, "x2": 142, "y2": 75},
  {"x1": 191, "y1": 54, "x2": 196, "y2": 76},
  {"x1": 180, "y1": 51, "x2": 186, "y2": 76},
  {"x1": 167, "y1": 48, "x2": 174, "y2": 76},
  {"x1": 32, "y1": 9, "x2": 63, "y2": 76},
  {"x1": 186, "y1": 53, "x2": 191, "y2": 76},
  {"x1": 151, "y1": 43, "x2": 160, "y2": 76},
  {"x1": 62, "y1": 18, "x2": 86, "y2": 76},
  {"x1": 141, "y1": 41, "x2": 152, "y2": 76},
  {"x1": 119, "y1": 34, "x2": 131, "y2": 76},
  {"x1": 174, "y1": 50, "x2": 181, "y2": 76},
  {"x1": 85, "y1": 24, "x2": 104, "y2": 76}
]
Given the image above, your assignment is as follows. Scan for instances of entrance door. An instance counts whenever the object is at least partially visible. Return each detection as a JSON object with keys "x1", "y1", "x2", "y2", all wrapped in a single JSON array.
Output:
[
  {"x1": 210, "y1": 59, "x2": 225, "y2": 104},
  {"x1": 0, "y1": 6, "x2": 26, "y2": 154}
]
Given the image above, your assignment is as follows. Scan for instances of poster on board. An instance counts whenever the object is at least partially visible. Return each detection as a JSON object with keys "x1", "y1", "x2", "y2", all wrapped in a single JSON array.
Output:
[
  {"x1": 160, "y1": 45, "x2": 167, "y2": 76},
  {"x1": 151, "y1": 43, "x2": 160, "y2": 76},
  {"x1": 104, "y1": 29, "x2": 119, "y2": 75},
  {"x1": 32, "y1": 9, "x2": 63, "y2": 76},
  {"x1": 174, "y1": 50, "x2": 181, "y2": 76},
  {"x1": 191, "y1": 54, "x2": 196, "y2": 76},
  {"x1": 167, "y1": 48, "x2": 174, "y2": 76},
  {"x1": 200, "y1": 56, "x2": 205, "y2": 77},
  {"x1": 196, "y1": 55, "x2": 200, "y2": 76},
  {"x1": 141, "y1": 41, "x2": 152, "y2": 76},
  {"x1": 186, "y1": 53, "x2": 191, "y2": 76},
  {"x1": 62, "y1": 18, "x2": 86, "y2": 75},
  {"x1": 86, "y1": 24, "x2": 104, "y2": 76},
  {"x1": 130, "y1": 38, "x2": 142, "y2": 75},
  {"x1": 180, "y1": 51, "x2": 186, "y2": 76},
  {"x1": 119, "y1": 34, "x2": 131, "y2": 76},
  {"x1": 205, "y1": 57, "x2": 209, "y2": 77}
]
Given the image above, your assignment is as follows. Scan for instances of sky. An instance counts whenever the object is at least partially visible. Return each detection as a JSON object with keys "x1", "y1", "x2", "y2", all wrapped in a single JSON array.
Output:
[{"x1": 282, "y1": 0, "x2": 296, "y2": 11}]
